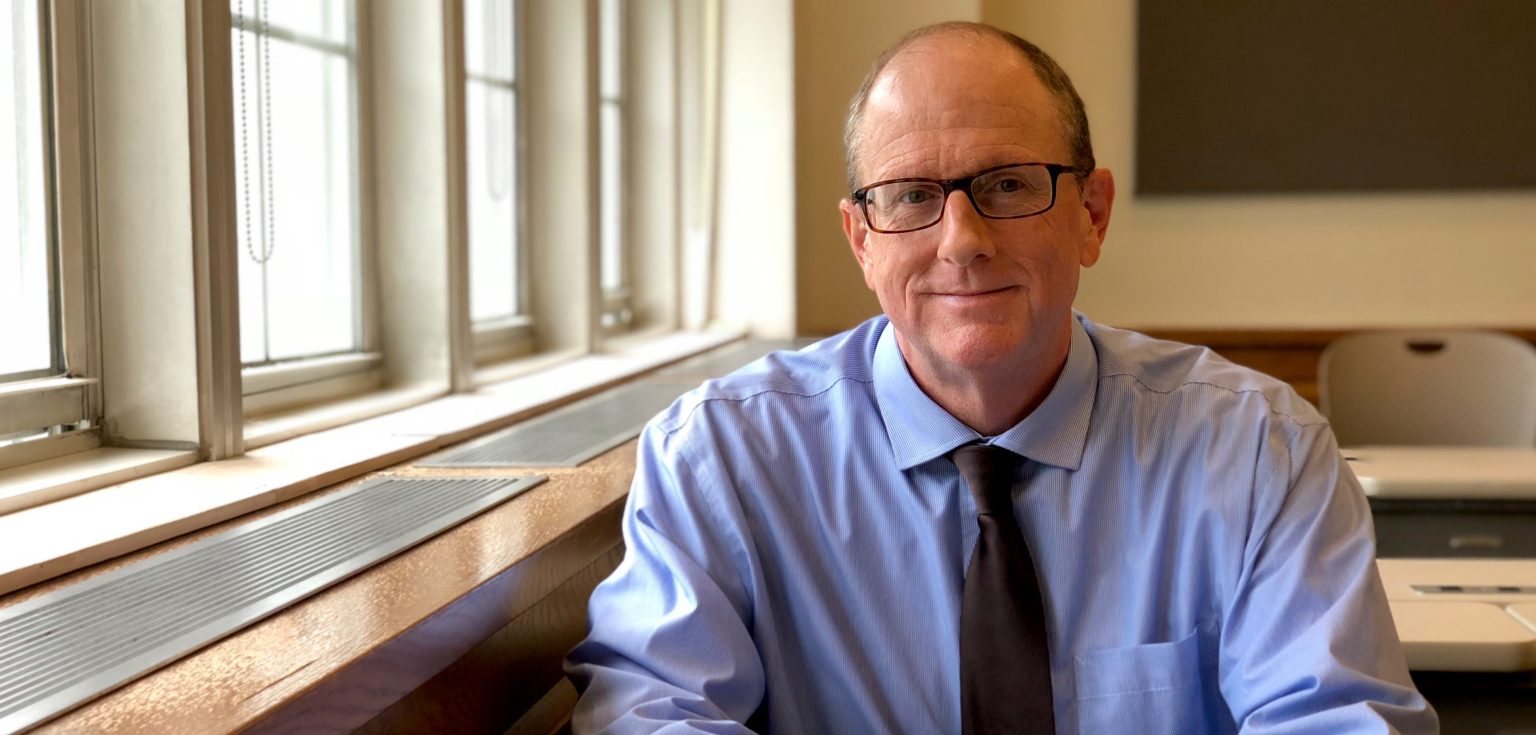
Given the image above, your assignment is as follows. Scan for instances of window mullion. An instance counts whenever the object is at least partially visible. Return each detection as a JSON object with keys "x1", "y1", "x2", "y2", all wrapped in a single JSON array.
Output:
[
  {"x1": 513, "y1": 2, "x2": 531, "y2": 320},
  {"x1": 48, "y1": 0, "x2": 100, "y2": 393},
  {"x1": 186, "y1": 0, "x2": 246, "y2": 458},
  {"x1": 584, "y1": 0, "x2": 604, "y2": 349},
  {"x1": 445, "y1": 0, "x2": 475, "y2": 390}
]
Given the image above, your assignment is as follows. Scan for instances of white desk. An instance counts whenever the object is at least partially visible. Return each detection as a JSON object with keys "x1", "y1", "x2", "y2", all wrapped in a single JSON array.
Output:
[
  {"x1": 1348, "y1": 447, "x2": 1536, "y2": 557},
  {"x1": 1378, "y1": 559, "x2": 1536, "y2": 672},
  {"x1": 1344, "y1": 446, "x2": 1536, "y2": 499}
]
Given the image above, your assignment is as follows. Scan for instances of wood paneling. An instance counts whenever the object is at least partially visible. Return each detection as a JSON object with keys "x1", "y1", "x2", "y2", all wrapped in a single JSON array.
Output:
[
  {"x1": 352, "y1": 546, "x2": 621, "y2": 734},
  {"x1": 1140, "y1": 328, "x2": 1536, "y2": 408}
]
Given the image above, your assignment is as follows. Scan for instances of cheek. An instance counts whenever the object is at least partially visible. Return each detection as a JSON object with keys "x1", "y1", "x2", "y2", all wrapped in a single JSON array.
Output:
[
  {"x1": 868, "y1": 247, "x2": 920, "y2": 289},
  {"x1": 1012, "y1": 219, "x2": 1084, "y2": 280}
]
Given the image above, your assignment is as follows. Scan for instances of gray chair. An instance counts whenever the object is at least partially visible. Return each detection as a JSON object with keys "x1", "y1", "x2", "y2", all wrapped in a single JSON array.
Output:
[{"x1": 1319, "y1": 330, "x2": 1536, "y2": 447}]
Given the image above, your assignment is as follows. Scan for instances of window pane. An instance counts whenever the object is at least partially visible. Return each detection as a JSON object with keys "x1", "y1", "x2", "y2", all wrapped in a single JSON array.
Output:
[
  {"x1": 465, "y1": 0, "x2": 514, "y2": 81},
  {"x1": 233, "y1": 1, "x2": 358, "y2": 364},
  {"x1": 262, "y1": 0, "x2": 347, "y2": 46},
  {"x1": 599, "y1": 102, "x2": 623, "y2": 293},
  {"x1": 466, "y1": 0, "x2": 520, "y2": 324},
  {"x1": 467, "y1": 82, "x2": 519, "y2": 322},
  {"x1": 0, "y1": 0, "x2": 53, "y2": 378},
  {"x1": 598, "y1": 0, "x2": 621, "y2": 99},
  {"x1": 598, "y1": 0, "x2": 624, "y2": 296}
]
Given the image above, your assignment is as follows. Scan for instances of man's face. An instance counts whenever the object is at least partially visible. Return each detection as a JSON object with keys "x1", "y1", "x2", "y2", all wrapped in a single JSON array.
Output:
[{"x1": 840, "y1": 35, "x2": 1114, "y2": 380}]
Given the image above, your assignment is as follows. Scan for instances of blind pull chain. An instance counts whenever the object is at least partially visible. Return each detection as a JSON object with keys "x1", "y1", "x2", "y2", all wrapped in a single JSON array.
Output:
[
  {"x1": 259, "y1": 0, "x2": 276, "y2": 264},
  {"x1": 237, "y1": 0, "x2": 276, "y2": 265}
]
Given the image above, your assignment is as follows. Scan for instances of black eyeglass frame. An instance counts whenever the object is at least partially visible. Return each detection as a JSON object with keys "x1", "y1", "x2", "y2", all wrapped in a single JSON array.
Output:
[{"x1": 849, "y1": 162, "x2": 1088, "y2": 234}]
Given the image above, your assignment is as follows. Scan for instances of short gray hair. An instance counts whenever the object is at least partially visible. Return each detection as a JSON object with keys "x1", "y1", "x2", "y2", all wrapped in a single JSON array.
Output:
[{"x1": 843, "y1": 22, "x2": 1095, "y2": 192}]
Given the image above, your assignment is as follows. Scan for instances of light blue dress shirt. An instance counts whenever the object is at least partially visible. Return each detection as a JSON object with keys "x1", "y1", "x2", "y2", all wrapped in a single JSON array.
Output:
[{"x1": 567, "y1": 314, "x2": 1437, "y2": 734}]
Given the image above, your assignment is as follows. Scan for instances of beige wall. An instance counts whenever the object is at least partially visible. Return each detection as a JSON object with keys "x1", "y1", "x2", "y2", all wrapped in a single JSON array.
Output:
[
  {"x1": 715, "y1": 0, "x2": 797, "y2": 338},
  {"x1": 525, "y1": 0, "x2": 596, "y2": 352},
  {"x1": 791, "y1": 0, "x2": 982, "y2": 336},
  {"x1": 93, "y1": 0, "x2": 202, "y2": 443},
  {"x1": 776, "y1": 0, "x2": 1536, "y2": 334}
]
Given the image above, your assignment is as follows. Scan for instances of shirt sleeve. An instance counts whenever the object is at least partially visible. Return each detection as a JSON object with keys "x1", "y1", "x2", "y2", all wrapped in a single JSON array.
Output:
[
  {"x1": 1218, "y1": 419, "x2": 1438, "y2": 734},
  {"x1": 565, "y1": 418, "x2": 765, "y2": 733}
]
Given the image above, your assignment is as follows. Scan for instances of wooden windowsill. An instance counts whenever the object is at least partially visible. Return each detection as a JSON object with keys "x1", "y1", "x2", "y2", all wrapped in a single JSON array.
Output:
[
  {"x1": 0, "y1": 328, "x2": 740, "y2": 597},
  {"x1": 0, "y1": 446, "x2": 198, "y2": 516}
]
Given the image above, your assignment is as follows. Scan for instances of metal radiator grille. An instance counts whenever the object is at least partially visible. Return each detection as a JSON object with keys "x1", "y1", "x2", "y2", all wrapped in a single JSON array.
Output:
[
  {"x1": 651, "y1": 340, "x2": 802, "y2": 379},
  {"x1": 0, "y1": 475, "x2": 543, "y2": 733},
  {"x1": 422, "y1": 382, "x2": 690, "y2": 468}
]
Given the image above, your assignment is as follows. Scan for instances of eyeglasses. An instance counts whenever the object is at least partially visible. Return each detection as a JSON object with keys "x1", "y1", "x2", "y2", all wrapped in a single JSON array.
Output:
[{"x1": 850, "y1": 162, "x2": 1086, "y2": 234}]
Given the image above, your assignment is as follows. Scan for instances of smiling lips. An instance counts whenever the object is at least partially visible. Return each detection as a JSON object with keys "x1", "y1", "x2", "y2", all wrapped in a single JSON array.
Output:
[{"x1": 929, "y1": 285, "x2": 1018, "y2": 299}]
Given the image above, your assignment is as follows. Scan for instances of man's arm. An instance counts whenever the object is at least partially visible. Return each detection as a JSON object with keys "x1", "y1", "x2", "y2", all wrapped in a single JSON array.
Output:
[
  {"x1": 565, "y1": 420, "x2": 765, "y2": 733},
  {"x1": 1218, "y1": 420, "x2": 1437, "y2": 734}
]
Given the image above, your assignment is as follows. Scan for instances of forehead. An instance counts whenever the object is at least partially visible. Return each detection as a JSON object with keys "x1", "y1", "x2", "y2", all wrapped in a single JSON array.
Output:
[{"x1": 859, "y1": 34, "x2": 1068, "y2": 182}]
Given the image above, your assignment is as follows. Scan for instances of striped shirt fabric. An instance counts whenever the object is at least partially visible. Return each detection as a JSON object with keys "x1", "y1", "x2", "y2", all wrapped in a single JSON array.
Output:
[{"x1": 566, "y1": 313, "x2": 1437, "y2": 734}]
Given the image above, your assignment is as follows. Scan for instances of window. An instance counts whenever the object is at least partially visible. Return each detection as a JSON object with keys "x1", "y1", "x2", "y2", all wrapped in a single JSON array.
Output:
[
  {"x1": 0, "y1": 0, "x2": 97, "y2": 460},
  {"x1": 1, "y1": 0, "x2": 729, "y2": 589},
  {"x1": 465, "y1": 0, "x2": 522, "y2": 324},
  {"x1": 597, "y1": 0, "x2": 631, "y2": 331},
  {"x1": 464, "y1": 0, "x2": 531, "y2": 362},
  {"x1": 1, "y1": 0, "x2": 53, "y2": 384},
  {"x1": 231, "y1": 0, "x2": 370, "y2": 378}
]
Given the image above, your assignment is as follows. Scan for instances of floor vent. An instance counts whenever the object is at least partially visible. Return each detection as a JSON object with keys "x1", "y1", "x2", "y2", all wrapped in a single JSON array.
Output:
[
  {"x1": 422, "y1": 382, "x2": 691, "y2": 468},
  {"x1": 0, "y1": 475, "x2": 543, "y2": 733}
]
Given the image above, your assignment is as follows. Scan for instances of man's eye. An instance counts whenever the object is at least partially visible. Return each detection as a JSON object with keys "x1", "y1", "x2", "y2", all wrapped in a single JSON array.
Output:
[
  {"x1": 898, "y1": 188, "x2": 934, "y2": 205},
  {"x1": 989, "y1": 177, "x2": 1027, "y2": 193}
]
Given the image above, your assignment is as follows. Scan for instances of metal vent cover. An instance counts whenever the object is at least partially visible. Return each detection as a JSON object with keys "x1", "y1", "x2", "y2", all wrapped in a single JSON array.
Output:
[
  {"x1": 0, "y1": 475, "x2": 543, "y2": 733},
  {"x1": 422, "y1": 382, "x2": 689, "y2": 468},
  {"x1": 651, "y1": 340, "x2": 802, "y2": 379}
]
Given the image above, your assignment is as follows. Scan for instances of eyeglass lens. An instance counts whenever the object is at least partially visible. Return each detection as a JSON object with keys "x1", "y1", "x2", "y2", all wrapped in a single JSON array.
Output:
[{"x1": 862, "y1": 164, "x2": 1056, "y2": 233}]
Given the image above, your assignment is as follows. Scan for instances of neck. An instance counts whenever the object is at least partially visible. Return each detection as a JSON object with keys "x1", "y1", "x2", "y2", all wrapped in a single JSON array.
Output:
[{"x1": 895, "y1": 322, "x2": 1072, "y2": 437}]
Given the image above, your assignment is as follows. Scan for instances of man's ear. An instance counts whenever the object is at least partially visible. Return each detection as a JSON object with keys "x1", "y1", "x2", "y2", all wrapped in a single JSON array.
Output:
[
  {"x1": 840, "y1": 198, "x2": 877, "y2": 289},
  {"x1": 1076, "y1": 168, "x2": 1115, "y2": 268}
]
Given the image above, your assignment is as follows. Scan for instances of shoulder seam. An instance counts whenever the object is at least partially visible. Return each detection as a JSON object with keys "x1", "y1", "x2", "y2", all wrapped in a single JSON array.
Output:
[
  {"x1": 1100, "y1": 371, "x2": 1328, "y2": 428},
  {"x1": 657, "y1": 374, "x2": 875, "y2": 436}
]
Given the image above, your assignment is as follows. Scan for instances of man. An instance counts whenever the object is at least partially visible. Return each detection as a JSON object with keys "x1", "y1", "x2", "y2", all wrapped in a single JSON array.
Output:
[{"x1": 567, "y1": 22, "x2": 1436, "y2": 734}]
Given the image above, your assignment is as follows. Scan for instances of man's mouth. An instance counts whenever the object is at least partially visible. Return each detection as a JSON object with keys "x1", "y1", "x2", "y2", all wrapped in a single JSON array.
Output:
[{"x1": 931, "y1": 286, "x2": 1016, "y2": 298}]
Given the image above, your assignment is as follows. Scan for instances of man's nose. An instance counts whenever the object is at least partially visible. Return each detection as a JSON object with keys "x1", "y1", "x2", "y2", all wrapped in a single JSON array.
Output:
[{"x1": 935, "y1": 188, "x2": 995, "y2": 267}]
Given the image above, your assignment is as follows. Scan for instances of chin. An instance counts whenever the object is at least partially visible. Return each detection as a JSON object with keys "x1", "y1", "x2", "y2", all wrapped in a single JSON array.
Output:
[{"x1": 929, "y1": 325, "x2": 1030, "y2": 372}]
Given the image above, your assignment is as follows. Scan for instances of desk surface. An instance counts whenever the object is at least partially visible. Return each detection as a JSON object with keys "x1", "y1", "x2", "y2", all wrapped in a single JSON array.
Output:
[
  {"x1": 1344, "y1": 446, "x2": 1536, "y2": 499},
  {"x1": 1378, "y1": 559, "x2": 1536, "y2": 672}
]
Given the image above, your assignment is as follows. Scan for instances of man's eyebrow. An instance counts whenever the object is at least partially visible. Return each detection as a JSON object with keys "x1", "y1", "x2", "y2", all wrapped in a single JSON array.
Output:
[{"x1": 874, "y1": 159, "x2": 1035, "y2": 182}]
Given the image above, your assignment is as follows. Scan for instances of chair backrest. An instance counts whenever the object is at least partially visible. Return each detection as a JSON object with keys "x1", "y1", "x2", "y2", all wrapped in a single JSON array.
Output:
[{"x1": 1319, "y1": 330, "x2": 1536, "y2": 447}]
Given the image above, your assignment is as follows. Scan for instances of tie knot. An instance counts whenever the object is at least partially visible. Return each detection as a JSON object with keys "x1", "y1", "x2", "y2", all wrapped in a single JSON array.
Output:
[{"x1": 950, "y1": 444, "x2": 1021, "y2": 517}]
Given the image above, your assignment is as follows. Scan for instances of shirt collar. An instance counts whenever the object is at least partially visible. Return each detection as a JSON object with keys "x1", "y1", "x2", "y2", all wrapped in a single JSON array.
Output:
[{"x1": 873, "y1": 314, "x2": 1098, "y2": 471}]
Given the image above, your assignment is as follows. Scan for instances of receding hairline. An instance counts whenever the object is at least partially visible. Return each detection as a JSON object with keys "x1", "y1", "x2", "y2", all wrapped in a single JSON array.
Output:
[{"x1": 843, "y1": 22, "x2": 1094, "y2": 192}]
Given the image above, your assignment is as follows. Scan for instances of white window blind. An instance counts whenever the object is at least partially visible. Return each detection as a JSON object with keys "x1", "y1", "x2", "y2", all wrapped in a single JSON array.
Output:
[
  {"x1": 232, "y1": 0, "x2": 362, "y2": 366},
  {"x1": 597, "y1": 0, "x2": 628, "y2": 327},
  {"x1": 464, "y1": 0, "x2": 523, "y2": 324},
  {"x1": 1, "y1": 0, "x2": 53, "y2": 381}
]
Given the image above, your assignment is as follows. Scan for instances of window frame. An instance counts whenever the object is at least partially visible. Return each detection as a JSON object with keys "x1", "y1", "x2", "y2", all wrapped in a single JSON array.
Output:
[
  {"x1": 0, "y1": 0, "x2": 104, "y2": 471},
  {"x1": 229, "y1": 0, "x2": 383, "y2": 414}
]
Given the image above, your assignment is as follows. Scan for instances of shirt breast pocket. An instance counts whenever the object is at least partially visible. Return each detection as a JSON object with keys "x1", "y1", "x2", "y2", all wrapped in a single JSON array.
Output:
[{"x1": 1073, "y1": 621, "x2": 1221, "y2": 735}]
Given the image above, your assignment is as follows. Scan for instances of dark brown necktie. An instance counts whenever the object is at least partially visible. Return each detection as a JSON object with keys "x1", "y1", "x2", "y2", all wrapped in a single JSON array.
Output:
[{"x1": 951, "y1": 444, "x2": 1055, "y2": 735}]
